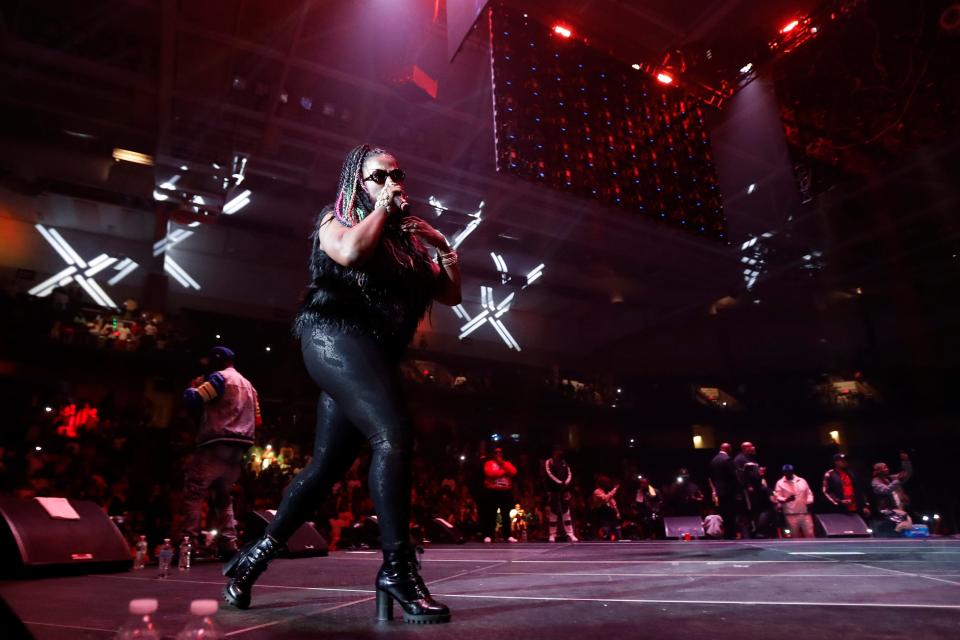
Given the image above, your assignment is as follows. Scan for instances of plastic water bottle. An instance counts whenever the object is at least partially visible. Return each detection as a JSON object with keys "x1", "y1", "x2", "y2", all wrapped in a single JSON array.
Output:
[
  {"x1": 178, "y1": 537, "x2": 192, "y2": 571},
  {"x1": 115, "y1": 598, "x2": 160, "y2": 639},
  {"x1": 133, "y1": 536, "x2": 148, "y2": 570},
  {"x1": 158, "y1": 538, "x2": 174, "y2": 578},
  {"x1": 175, "y1": 599, "x2": 223, "y2": 640}
]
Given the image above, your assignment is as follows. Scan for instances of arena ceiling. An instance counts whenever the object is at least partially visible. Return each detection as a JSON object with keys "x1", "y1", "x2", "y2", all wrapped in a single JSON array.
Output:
[{"x1": 0, "y1": 0, "x2": 957, "y2": 374}]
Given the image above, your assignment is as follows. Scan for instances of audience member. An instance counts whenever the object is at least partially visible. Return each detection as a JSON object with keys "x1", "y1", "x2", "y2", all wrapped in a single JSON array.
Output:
[
  {"x1": 822, "y1": 453, "x2": 871, "y2": 519},
  {"x1": 662, "y1": 468, "x2": 704, "y2": 517},
  {"x1": 542, "y1": 446, "x2": 578, "y2": 542},
  {"x1": 773, "y1": 464, "x2": 815, "y2": 538},
  {"x1": 734, "y1": 442, "x2": 762, "y2": 537},
  {"x1": 871, "y1": 452, "x2": 913, "y2": 534},
  {"x1": 592, "y1": 475, "x2": 621, "y2": 540},
  {"x1": 633, "y1": 476, "x2": 662, "y2": 539},
  {"x1": 480, "y1": 446, "x2": 518, "y2": 543},
  {"x1": 703, "y1": 512, "x2": 724, "y2": 538},
  {"x1": 753, "y1": 466, "x2": 777, "y2": 538},
  {"x1": 4, "y1": 286, "x2": 947, "y2": 548},
  {"x1": 709, "y1": 442, "x2": 739, "y2": 539},
  {"x1": 179, "y1": 347, "x2": 261, "y2": 558}
]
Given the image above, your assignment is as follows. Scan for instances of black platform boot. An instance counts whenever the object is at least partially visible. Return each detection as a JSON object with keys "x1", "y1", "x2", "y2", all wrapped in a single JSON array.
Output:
[
  {"x1": 222, "y1": 534, "x2": 283, "y2": 610},
  {"x1": 375, "y1": 545, "x2": 451, "y2": 624}
]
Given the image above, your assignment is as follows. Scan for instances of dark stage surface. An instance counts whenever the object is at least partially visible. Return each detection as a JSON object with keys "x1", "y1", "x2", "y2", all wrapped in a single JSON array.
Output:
[{"x1": 3, "y1": 539, "x2": 960, "y2": 639}]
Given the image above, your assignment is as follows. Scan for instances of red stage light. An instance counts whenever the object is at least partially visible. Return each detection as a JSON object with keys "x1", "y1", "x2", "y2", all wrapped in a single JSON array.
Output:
[
  {"x1": 656, "y1": 72, "x2": 674, "y2": 85},
  {"x1": 553, "y1": 24, "x2": 572, "y2": 38},
  {"x1": 780, "y1": 19, "x2": 800, "y2": 33}
]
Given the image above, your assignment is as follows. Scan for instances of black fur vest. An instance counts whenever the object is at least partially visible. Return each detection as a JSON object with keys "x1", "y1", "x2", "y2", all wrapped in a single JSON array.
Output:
[{"x1": 293, "y1": 217, "x2": 436, "y2": 357}]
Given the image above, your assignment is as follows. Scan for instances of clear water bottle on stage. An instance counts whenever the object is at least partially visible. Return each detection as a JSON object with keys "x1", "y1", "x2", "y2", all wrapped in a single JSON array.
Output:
[
  {"x1": 115, "y1": 598, "x2": 160, "y2": 639},
  {"x1": 178, "y1": 537, "x2": 192, "y2": 571},
  {"x1": 158, "y1": 538, "x2": 173, "y2": 578},
  {"x1": 133, "y1": 535, "x2": 148, "y2": 570},
  {"x1": 175, "y1": 599, "x2": 222, "y2": 640}
]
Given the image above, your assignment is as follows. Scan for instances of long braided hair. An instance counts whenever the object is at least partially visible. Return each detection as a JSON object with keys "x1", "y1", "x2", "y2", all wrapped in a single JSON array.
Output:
[{"x1": 322, "y1": 144, "x2": 432, "y2": 271}]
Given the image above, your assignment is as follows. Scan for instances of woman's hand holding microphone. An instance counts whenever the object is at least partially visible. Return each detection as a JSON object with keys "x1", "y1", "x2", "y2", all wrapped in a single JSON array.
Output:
[{"x1": 374, "y1": 180, "x2": 405, "y2": 214}]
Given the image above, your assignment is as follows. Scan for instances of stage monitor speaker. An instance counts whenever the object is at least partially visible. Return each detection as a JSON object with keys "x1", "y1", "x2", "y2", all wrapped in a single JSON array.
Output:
[
  {"x1": 0, "y1": 497, "x2": 131, "y2": 576},
  {"x1": 663, "y1": 516, "x2": 706, "y2": 539},
  {"x1": 244, "y1": 511, "x2": 328, "y2": 557},
  {"x1": 815, "y1": 513, "x2": 871, "y2": 537},
  {"x1": 424, "y1": 517, "x2": 466, "y2": 545},
  {"x1": 341, "y1": 515, "x2": 382, "y2": 549}
]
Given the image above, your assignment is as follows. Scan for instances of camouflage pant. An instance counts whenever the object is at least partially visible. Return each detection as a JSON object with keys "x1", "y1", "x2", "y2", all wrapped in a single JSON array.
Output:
[{"x1": 180, "y1": 442, "x2": 247, "y2": 545}]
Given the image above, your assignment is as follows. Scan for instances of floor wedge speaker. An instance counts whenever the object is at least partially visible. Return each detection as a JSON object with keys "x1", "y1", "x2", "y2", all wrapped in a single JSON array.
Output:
[
  {"x1": 424, "y1": 517, "x2": 466, "y2": 544},
  {"x1": 243, "y1": 510, "x2": 329, "y2": 557},
  {"x1": 815, "y1": 513, "x2": 871, "y2": 537},
  {"x1": 0, "y1": 497, "x2": 131, "y2": 576}
]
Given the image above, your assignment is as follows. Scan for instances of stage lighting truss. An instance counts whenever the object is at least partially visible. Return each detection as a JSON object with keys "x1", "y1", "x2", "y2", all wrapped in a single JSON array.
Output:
[
  {"x1": 151, "y1": 156, "x2": 254, "y2": 290},
  {"x1": 231, "y1": 154, "x2": 248, "y2": 187},
  {"x1": 801, "y1": 250, "x2": 825, "y2": 272},
  {"x1": 430, "y1": 197, "x2": 545, "y2": 351},
  {"x1": 739, "y1": 232, "x2": 774, "y2": 291},
  {"x1": 153, "y1": 173, "x2": 180, "y2": 201},
  {"x1": 769, "y1": 16, "x2": 818, "y2": 54},
  {"x1": 29, "y1": 224, "x2": 140, "y2": 309}
]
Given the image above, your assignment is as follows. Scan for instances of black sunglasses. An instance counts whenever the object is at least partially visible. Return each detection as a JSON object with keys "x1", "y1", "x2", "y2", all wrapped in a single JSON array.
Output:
[{"x1": 363, "y1": 168, "x2": 406, "y2": 185}]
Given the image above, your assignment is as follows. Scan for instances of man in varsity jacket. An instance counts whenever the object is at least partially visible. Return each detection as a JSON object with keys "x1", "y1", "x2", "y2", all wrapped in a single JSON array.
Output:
[{"x1": 180, "y1": 346, "x2": 262, "y2": 557}]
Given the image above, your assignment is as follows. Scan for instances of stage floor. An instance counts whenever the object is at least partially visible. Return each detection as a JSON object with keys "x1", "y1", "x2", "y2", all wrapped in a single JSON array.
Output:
[{"x1": 3, "y1": 538, "x2": 960, "y2": 639}]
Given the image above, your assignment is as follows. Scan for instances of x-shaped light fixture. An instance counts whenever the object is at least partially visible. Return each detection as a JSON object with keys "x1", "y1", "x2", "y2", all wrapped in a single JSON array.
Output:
[
  {"x1": 29, "y1": 224, "x2": 140, "y2": 309},
  {"x1": 429, "y1": 198, "x2": 546, "y2": 351}
]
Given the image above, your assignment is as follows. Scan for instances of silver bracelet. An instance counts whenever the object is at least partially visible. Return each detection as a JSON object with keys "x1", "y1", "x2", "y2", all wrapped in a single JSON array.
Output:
[{"x1": 438, "y1": 249, "x2": 458, "y2": 267}]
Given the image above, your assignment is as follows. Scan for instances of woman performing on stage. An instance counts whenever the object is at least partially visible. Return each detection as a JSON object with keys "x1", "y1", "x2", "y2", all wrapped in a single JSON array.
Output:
[{"x1": 223, "y1": 145, "x2": 461, "y2": 624}]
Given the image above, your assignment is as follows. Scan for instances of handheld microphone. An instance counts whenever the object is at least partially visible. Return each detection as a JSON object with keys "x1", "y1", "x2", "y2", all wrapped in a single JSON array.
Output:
[{"x1": 393, "y1": 193, "x2": 411, "y2": 213}]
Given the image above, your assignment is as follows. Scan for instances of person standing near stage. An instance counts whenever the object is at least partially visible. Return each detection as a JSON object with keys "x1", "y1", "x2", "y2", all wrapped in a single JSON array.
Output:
[
  {"x1": 223, "y1": 145, "x2": 460, "y2": 624},
  {"x1": 180, "y1": 346, "x2": 261, "y2": 558},
  {"x1": 542, "y1": 446, "x2": 578, "y2": 542},
  {"x1": 871, "y1": 452, "x2": 913, "y2": 533},
  {"x1": 773, "y1": 464, "x2": 815, "y2": 538},
  {"x1": 593, "y1": 475, "x2": 621, "y2": 540},
  {"x1": 822, "y1": 453, "x2": 871, "y2": 519},
  {"x1": 633, "y1": 476, "x2": 662, "y2": 539},
  {"x1": 734, "y1": 441, "x2": 761, "y2": 537},
  {"x1": 481, "y1": 446, "x2": 518, "y2": 543},
  {"x1": 662, "y1": 468, "x2": 705, "y2": 517},
  {"x1": 709, "y1": 442, "x2": 739, "y2": 539}
]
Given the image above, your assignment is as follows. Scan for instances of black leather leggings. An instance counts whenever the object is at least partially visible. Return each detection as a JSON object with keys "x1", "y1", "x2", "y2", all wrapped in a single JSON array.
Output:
[{"x1": 265, "y1": 327, "x2": 412, "y2": 550}]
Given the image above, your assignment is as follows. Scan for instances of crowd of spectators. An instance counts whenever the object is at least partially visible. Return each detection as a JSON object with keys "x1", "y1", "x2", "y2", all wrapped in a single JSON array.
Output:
[
  {"x1": 0, "y1": 287, "x2": 948, "y2": 557},
  {"x1": 0, "y1": 391, "x2": 942, "y2": 556},
  {"x1": 47, "y1": 288, "x2": 183, "y2": 352},
  {"x1": 1, "y1": 284, "x2": 186, "y2": 356}
]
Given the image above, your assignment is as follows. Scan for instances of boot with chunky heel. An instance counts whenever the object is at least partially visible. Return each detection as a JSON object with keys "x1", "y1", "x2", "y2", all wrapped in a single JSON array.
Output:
[
  {"x1": 375, "y1": 545, "x2": 450, "y2": 624},
  {"x1": 222, "y1": 534, "x2": 283, "y2": 610}
]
